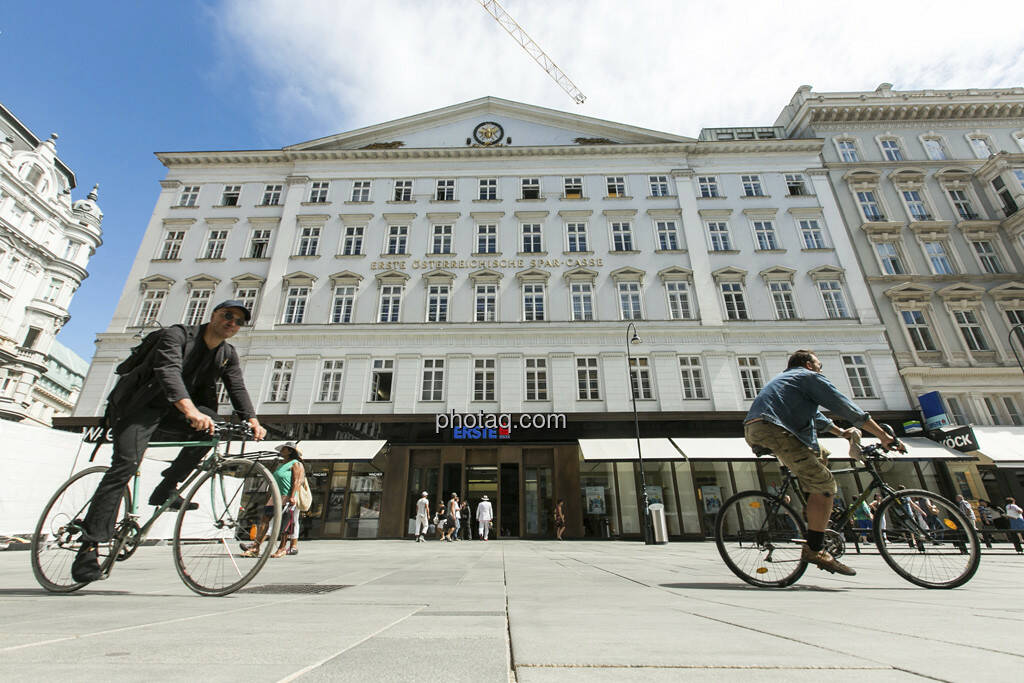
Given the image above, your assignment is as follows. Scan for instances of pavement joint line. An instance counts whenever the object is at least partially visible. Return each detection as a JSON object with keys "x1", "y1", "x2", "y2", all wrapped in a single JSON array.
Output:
[
  {"x1": 501, "y1": 544, "x2": 517, "y2": 683},
  {"x1": 274, "y1": 606, "x2": 426, "y2": 683},
  {"x1": 514, "y1": 664, "x2": 898, "y2": 670}
]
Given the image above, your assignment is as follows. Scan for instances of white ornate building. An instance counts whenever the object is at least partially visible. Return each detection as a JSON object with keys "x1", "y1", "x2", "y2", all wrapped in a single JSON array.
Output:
[
  {"x1": 71, "y1": 97, "x2": 912, "y2": 539},
  {"x1": 0, "y1": 102, "x2": 103, "y2": 424}
]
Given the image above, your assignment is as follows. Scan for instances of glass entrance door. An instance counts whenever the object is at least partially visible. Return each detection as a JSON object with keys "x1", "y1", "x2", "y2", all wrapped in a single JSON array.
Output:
[
  {"x1": 500, "y1": 463, "x2": 520, "y2": 537},
  {"x1": 466, "y1": 465, "x2": 498, "y2": 539},
  {"x1": 524, "y1": 466, "x2": 553, "y2": 537}
]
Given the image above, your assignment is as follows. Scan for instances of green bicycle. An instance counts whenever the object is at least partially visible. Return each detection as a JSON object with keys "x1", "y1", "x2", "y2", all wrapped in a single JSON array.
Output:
[{"x1": 31, "y1": 423, "x2": 282, "y2": 597}]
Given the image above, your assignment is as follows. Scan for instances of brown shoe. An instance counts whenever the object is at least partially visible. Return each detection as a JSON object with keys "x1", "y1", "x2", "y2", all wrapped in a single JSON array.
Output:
[{"x1": 801, "y1": 545, "x2": 856, "y2": 576}]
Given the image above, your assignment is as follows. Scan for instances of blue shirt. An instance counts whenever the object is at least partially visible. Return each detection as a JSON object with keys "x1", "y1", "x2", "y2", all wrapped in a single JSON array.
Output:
[{"x1": 744, "y1": 367, "x2": 869, "y2": 452}]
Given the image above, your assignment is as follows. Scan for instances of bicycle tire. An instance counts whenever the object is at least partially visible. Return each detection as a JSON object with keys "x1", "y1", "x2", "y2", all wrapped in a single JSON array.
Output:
[
  {"x1": 172, "y1": 458, "x2": 281, "y2": 597},
  {"x1": 873, "y1": 489, "x2": 980, "y2": 589},
  {"x1": 31, "y1": 466, "x2": 132, "y2": 593},
  {"x1": 716, "y1": 490, "x2": 808, "y2": 588}
]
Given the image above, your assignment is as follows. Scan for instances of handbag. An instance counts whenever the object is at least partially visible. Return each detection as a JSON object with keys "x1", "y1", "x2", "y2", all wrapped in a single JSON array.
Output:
[{"x1": 296, "y1": 479, "x2": 313, "y2": 512}]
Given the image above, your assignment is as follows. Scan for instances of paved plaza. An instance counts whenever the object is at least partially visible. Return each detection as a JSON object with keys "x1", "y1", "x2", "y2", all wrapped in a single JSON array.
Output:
[{"x1": 0, "y1": 539, "x2": 1021, "y2": 682}]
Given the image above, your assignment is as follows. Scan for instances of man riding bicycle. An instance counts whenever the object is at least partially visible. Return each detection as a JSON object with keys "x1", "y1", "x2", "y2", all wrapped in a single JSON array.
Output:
[
  {"x1": 744, "y1": 349, "x2": 895, "y2": 576},
  {"x1": 72, "y1": 300, "x2": 267, "y2": 582}
]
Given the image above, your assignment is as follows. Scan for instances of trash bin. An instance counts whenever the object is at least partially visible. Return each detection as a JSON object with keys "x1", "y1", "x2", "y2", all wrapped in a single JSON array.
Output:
[{"x1": 648, "y1": 503, "x2": 669, "y2": 544}]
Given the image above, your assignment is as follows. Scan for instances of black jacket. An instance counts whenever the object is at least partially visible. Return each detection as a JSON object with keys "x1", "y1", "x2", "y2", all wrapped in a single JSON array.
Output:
[{"x1": 106, "y1": 324, "x2": 255, "y2": 419}]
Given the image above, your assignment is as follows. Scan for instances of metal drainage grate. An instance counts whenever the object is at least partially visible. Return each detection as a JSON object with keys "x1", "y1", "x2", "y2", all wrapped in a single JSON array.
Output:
[{"x1": 240, "y1": 583, "x2": 351, "y2": 595}]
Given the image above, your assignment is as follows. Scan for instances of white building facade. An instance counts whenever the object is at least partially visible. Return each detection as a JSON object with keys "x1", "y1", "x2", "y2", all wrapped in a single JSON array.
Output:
[
  {"x1": 72, "y1": 97, "x2": 912, "y2": 539},
  {"x1": 0, "y1": 102, "x2": 102, "y2": 424}
]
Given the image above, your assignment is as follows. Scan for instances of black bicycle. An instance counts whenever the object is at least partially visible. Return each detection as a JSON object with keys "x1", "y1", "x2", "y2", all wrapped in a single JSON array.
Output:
[
  {"x1": 715, "y1": 430, "x2": 980, "y2": 589},
  {"x1": 31, "y1": 423, "x2": 282, "y2": 597}
]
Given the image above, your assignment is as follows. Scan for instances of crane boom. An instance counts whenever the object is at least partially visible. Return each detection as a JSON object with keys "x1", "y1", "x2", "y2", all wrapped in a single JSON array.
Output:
[{"x1": 476, "y1": 0, "x2": 586, "y2": 104}]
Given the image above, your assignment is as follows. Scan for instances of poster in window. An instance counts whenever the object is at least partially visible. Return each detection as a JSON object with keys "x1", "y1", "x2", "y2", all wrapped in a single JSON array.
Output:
[
  {"x1": 644, "y1": 485, "x2": 664, "y2": 506},
  {"x1": 585, "y1": 486, "x2": 606, "y2": 514},
  {"x1": 700, "y1": 485, "x2": 722, "y2": 515}
]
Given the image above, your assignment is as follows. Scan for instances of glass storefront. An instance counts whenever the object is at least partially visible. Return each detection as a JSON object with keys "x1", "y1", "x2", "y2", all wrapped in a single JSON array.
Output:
[
  {"x1": 672, "y1": 462, "x2": 699, "y2": 536},
  {"x1": 640, "y1": 461, "x2": 681, "y2": 536},
  {"x1": 346, "y1": 464, "x2": 383, "y2": 538},
  {"x1": 616, "y1": 462, "x2": 641, "y2": 535},
  {"x1": 692, "y1": 461, "x2": 735, "y2": 537},
  {"x1": 322, "y1": 463, "x2": 350, "y2": 537},
  {"x1": 579, "y1": 461, "x2": 618, "y2": 538}
]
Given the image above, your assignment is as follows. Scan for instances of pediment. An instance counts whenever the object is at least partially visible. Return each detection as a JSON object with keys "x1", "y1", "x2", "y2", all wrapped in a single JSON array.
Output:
[
  {"x1": 884, "y1": 282, "x2": 934, "y2": 301},
  {"x1": 373, "y1": 269, "x2": 410, "y2": 283},
  {"x1": 421, "y1": 268, "x2": 456, "y2": 283},
  {"x1": 563, "y1": 266, "x2": 599, "y2": 281},
  {"x1": 610, "y1": 266, "x2": 646, "y2": 282},
  {"x1": 711, "y1": 266, "x2": 748, "y2": 281},
  {"x1": 328, "y1": 270, "x2": 364, "y2": 284},
  {"x1": 185, "y1": 273, "x2": 220, "y2": 287},
  {"x1": 283, "y1": 270, "x2": 317, "y2": 285},
  {"x1": 990, "y1": 281, "x2": 1024, "y2": 300},
  {"x1": 140, "y1": 274, "x2": 175, "y2": 289},
  {"x1": 231, "y1": 272, "x2": 265, "y2": 285},
  {"x1": 937, "y1": 283, "x2": 986, "y2": 300},
  {"x1": 657, "y1": 266, "x2": 693, "y2": 281},
  {"x1": 515, "y1": 267, "x2": 551, "y2": 282},
  {"x1": 286, "y1": 96, "x2": 694, "y2": 152},
  {"x1": 807, "y1": 265, "x2": 845, "y2": 281},
  {"x1": 759, "y1": 266, "x2": 797, "y2": 281},
  {"x1": 469, "y1": 268, "x2": 503, "y2": 281}
]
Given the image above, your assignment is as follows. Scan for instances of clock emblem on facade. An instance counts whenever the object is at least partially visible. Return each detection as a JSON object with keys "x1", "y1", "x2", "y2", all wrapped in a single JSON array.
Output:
[{"x1": 473, "y1": 121, "x2": 504, "y2": 146}]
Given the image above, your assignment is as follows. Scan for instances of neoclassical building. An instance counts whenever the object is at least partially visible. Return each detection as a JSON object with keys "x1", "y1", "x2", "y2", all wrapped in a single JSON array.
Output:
[
  {"x1": 0, "y1": 102, "x2": 103, "y2": 424},
  {"x1": 70, "y1": 97, "x2": 918, "y2": 540}
]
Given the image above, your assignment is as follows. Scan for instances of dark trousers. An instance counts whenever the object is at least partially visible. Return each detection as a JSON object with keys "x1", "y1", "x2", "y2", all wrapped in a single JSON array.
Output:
[{"x1": 81, "y1": 405, "x2": 218, "y2": 542}]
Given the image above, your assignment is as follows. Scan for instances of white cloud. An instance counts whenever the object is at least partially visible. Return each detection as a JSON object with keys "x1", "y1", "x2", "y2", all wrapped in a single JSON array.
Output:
[{"x1": 217, "y1": 0, "x2": 1024, "y2": 142}]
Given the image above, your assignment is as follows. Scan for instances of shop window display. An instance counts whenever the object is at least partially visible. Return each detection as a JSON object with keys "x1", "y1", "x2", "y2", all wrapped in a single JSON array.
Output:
[{"x1": 580, "y1": 462, "x2": 618, "y2": 537}]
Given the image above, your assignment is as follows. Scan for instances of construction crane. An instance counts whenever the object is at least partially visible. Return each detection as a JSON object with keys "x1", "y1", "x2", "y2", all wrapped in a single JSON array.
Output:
[{"x1": 476, "y1": 0, "x2": 587, "y2": 104}]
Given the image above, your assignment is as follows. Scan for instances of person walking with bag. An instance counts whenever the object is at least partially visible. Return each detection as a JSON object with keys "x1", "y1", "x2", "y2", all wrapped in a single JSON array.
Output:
[
  {"x1": 244, "y1": 442, "x2": 305, "y2": 559},
  {"x1": 476, "y1": 495, "x2": 493, "y2": 540},
  {"x1": 414, "y1": 491, "x2": 430, "y2": 542}
]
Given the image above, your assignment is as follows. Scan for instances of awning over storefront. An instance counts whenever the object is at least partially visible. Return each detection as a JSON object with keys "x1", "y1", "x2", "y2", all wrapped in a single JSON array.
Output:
[
  {"x1": 669, "y1": 438, "x2": 756, "y2": 460},
  {"x1": 578, "y1": 438, "x2": 683, "y2": 461},
  {"x1": 240, "y1": 440, "x2": 388, "y2": 461},
  {"x1": 970, "y1": 427, "x2": 1024, "y2": 467}
]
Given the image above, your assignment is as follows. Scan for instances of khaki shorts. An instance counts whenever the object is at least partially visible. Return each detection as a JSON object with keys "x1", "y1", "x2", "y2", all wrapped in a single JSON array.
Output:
[{"x1": 744, "y1": 421, "x2": 836, "y2": 496}]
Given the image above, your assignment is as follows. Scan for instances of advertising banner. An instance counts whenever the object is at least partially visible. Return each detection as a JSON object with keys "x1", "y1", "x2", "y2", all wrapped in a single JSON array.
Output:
[
  {"x1": 926, "y1": 424, "x2": 978, "y2": 453},
  {"x1": 918, "y1": 391, "x2": 950, "y2": 430}
]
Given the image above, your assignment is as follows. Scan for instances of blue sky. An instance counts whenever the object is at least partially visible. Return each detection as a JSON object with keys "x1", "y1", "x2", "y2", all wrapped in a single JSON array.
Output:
[{"x1": 3, "y1": 1, "x2": 1022, "y2": 362}]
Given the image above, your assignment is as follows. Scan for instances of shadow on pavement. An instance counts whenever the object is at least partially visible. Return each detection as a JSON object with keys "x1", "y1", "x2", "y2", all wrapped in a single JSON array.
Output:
[{"x1": 660, "y1": 582, "x2": 845, "y2": 592}]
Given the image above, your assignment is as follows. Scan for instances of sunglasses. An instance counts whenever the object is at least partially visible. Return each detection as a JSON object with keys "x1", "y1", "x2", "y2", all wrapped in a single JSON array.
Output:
[{"x1": 220, "y1": 311, "x2": 247, "y2": 326}]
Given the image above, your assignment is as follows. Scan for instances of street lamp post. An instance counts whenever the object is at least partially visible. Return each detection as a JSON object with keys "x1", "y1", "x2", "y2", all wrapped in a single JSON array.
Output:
[{"x1": 625, "y1": 322, "x2": 654, "y2": 545}]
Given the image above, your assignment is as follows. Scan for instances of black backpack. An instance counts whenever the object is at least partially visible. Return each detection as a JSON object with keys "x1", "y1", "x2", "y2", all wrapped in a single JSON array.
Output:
[{"x1": 115, "y1": 328, "x2": 165, "y2": 375}]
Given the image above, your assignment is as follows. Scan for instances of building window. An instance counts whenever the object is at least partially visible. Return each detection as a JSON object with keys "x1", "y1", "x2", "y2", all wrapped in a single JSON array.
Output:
[
  {"x1": 295, "y1": 226, "x2": 320, "y2": 256},
  {"x1": 331, "y1": 286, "x2": 356, "y2": 323},
  {"x1": 351, "y1": 180, "x2": 371, "y2": 202},
  {"x1": 922, "y1": 138, "x2": 947, "y2": 161},
  {"x1": 923, "y1": 241, "x2": 955, "y2": 275},
  {"x1": 421, "y1": 359, "x2": 444, "y2": 401},
  {"x1": 738, "y1": 357, "x2": 763, "y2": 400},
  {"x1": 220, "y1": 185, "x2": 241, "y2": 206},
  {"x1": 378, "y1": 285, "x2": 402, "y2": 322},
  {"x1": 563, "y1": 177, "x2": 583, "y2": 198},
  {"x1": 318, "y1": 360, "x2": 345, "y2": 402},
  {"x1": 1002, "y1": 397, "x2": 1023, "y2": 425},
  {"x1": 752, "y1": 220, "x2": 779, "y2": 250},
  {"x1": 953, "y1": 310, "x2": 990, "y2": 351},
  {"x1": 159, "y1": 230, "x2": 185, "y2": 260},
  {"x1": 178, "y1": 186, "x2": 200, "y2": 207},
  {"x1": 523, "y1": 283, "x2": 545, "y2": 321},
  {"x1": 785, "y1": 174, "x2": 808, "y2": 196},
  {"x1": 991, "y1": 176, "x2": 1019, "y2": 216},
  {"x1": 475, "y1": 284, "x2": 497, "y2": 322},
  {"x1": 261, "y1": 184, "x2": 282, "y2": 206},
  {"x1": 525, "y1": 358, "x2": 548, "y2": 400},
  {"x1": 136, "y1": 289, "x2": 166, "y2": 326},
  {"x1": 476, "y1": 224, "x2": 497, "y2": 254},
  {"x1": 521, "y1": 224, "x2": 543, "y2": 253},
  {"x1": 972, "y1": 241, "x2": 1005, "y2": 274},
  {"x1": 521, "y1": 177, "x2": 540, "y2": 199},
  {"x1": 665, "y1": 281, "x2": 692, "y2": 320},
  {"x1": 235, "y1": 287, "x2": 259, "y2": 316},
  {"x1": 393, "y1": 180, "x2": 412, "y2": 201},
  {"x1": 576, "y1": 357, "x2": 600, "y2": 399},
  {"x1": 968, "y1": 135, "x2": 993, "y2": 159},
  {"x1": 900, "y1": 310, "x2": 937, "y2": 352},
  {"x1": 842, "y1": 355, "x2": 875, "y2": 398},
  {"x1": 1015, "y1": 169, "x2": 1024, "y2": 191},
  {"x1": 818, "y1": 281, "x2": 849, "y2": 318},
  {"x1": 697, "y1": 176, "x2": 720, "y2": 198},
  {"x1": 431, "y1": 225, "x2": 453, "y2": 254},
  {"x1": 1006, "y1": 309, "x2": 1024, "y2": 327},
  {"x1": 798, "y1": 219, "x2": 826, "y2": 249},
  {"x1": 386, "y1": 225, "x2": 409, "y2": 255},
  {"x1": 948, "y1": 189, "x2": 977, "y2": 220},
  {"x1": 769, "y1": 281, "x2": 797, "y2": 320},
  {"x1": 570, "y1": 282, "x2": 594, "y2": 321},
  {"x1": 203, "y1": 230, "x2": 228, "y2": 259},
  {"x1": 706, "y1": 221, "x2": 732, "y2": 251},
  {"x1": 309, "y1": 181, "x2": 329, "y2": 203},
  {"x1": 566, "y1": 223, "x2": 588, "y2": 252},
  {"x1": 606, "y1": 176, "x2": 626, "y2": 197},
  {"x1": 649, "y1": 175, "x2": 671, "y2": 197},
  {"x1": 473, "y1": 359, "x2": 496, "y2": 401},
  {"x1": 369, "y1": 359, "x2": 394, "y2": 402},
  {"x1": 721, "y1": 283, "x2": 748, "y2": 320},
  {"x1": 341, "y1": 226, "x2": 364, "y2": 255},
  {"x1": 983, "y1": 397, "x2": 1001, "y2": 424},
  {"x1": 282, "y1": 286, "x2": 308, "y2": 323},
  {"x1": 946, "y1": 396, "x2": 970, "y2": 425},
  {"x1": 63, "y1": 240, "x2": 83, "y2": 261},
  {"x1": 184, "y1": 289, "x2": 213, "y2": 325},
  {"x1": 478, "y1": 178, "x2": 497, "y2": 200},
  {"x1": 902, "y1": 191, "x2": 930, "y2": 220},
  {"x1": 857, "y1": 191, "x2": 884, "y2": 221},
  {"x1": 656, "y1": 221, "x2": 679, "y2": 250},
  {"x1": 678, "y1": 356, "x2": 707, "y2": 399},
  {"x1": 618, "y1": 282, "x2": 643, "y2": 320},
  {"x1": 426, "y1": 284, "x2": 450, "y2": 322},
  {"x1": 435, "y1": 179, "x2": 455, "y2": 201},
  {"x1": 875, "y1": 242, "x2": 906, "y2": 275},
  {"x1": 880, "y1": 139, "x2": 903, "y2": 161},
  {"x1": 741, "y1": 175, "x2": 764, "y2": 197},
  {"x1": 611, "y1": 222, "x2": 634, "y2": 251},
  {"x1": 248, "y1": 229, "x2": 271, "y2": 258},
  {"x1": 837, "y1": 140, "x2": 859, "y2": 162},
  {"x1": 267, "y1": 360, "x2": 293, "y2": 402},
  {"x1": 629, "y1": 357, "x2": 653, "y2": 400}
]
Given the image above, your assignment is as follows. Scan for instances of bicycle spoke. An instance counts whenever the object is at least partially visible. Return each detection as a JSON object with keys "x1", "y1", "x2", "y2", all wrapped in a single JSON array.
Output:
[{"x1": 717, "y1": 492, "x2": 807, "y2": 588}]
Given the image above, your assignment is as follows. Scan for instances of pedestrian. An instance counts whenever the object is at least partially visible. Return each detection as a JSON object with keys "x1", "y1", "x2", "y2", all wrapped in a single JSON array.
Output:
[
  {"x1": 853, "y1": 498, "x2": 872, "y2": 544},
  {"x1": 1006, "y1": 497, "x2": 1024, "y2": 553},
  {"x1": 414, "y1": 491, "x2": 430, "y2": 542},
  {"x1": 955, "y1": 494, "x2": 977, "y2": 530},
  {"x1": 977, "y1": 499, "x2": 997, "y2": 549},
  {"x1": 476, "y1": 495, "x2": 493, "y2": 540},
  {"x1": 244, "y1": 442, "x2": 305, "y2": 559},
  {"x1": 459, "y1": 496, "x2": 471, "y2": 540},
  {"x1": 554, "y1": 499, "x2": 567, "y2": 540},
  {"x1": 434, "y1": 503, "x2": 447, "y2": 541},
  {"x1": 447, "y1": 493, "x2": 460, "y2": 542}
]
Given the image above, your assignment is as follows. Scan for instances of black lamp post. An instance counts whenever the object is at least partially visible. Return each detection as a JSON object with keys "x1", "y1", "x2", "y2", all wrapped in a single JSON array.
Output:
[{"x1": 625, "y1": 322, "x2": 654, "y2": 545}]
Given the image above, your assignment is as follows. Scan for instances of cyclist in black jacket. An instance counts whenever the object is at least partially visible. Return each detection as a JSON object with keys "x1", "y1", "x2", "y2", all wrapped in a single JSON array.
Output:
[{"x1": 72, "y1": 300, "x2": 266, "y2": 582}]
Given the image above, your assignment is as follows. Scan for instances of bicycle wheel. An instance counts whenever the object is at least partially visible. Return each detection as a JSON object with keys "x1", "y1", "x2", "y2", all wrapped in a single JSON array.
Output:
[
  {"x1": 31, "y1": 466, "x2": 132, "y2": 593},
  {"x1": 874, "y1": 489, "x2": 980, "y2": 589},
  {"x1": 173, "y1": 458, "x2": 281, "y2": 596},
  {"x1": 716, "y1": 490, "x2": 808, "y2": 588}
]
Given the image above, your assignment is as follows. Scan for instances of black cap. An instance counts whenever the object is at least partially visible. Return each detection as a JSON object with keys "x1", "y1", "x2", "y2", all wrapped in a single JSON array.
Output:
[{"x1": 212, "y1": 299, "x2": 252, "y2": 321}]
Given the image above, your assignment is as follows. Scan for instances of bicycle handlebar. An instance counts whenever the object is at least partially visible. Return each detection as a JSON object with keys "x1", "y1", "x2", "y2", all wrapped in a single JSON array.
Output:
[{"x1": 213, "y1": 422, "x2": 255, "y2": 441}]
